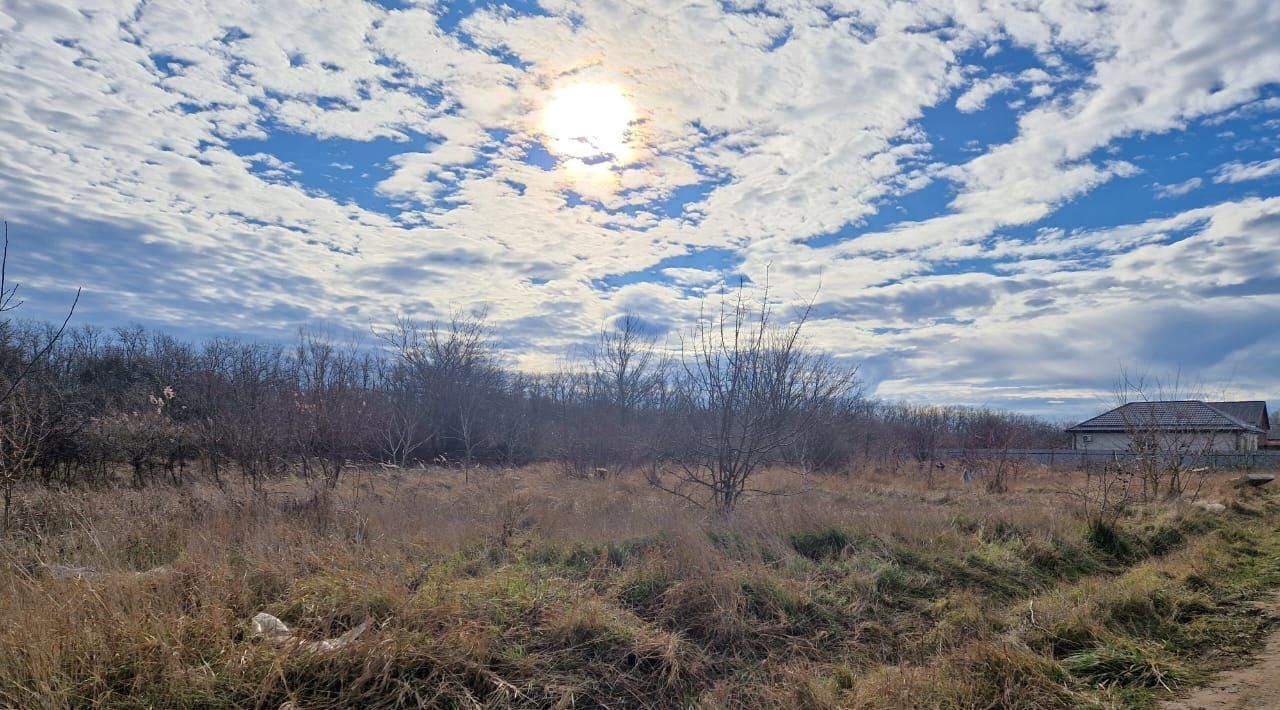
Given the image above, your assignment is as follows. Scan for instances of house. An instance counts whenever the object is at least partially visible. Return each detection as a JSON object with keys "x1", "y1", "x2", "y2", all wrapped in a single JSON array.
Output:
[{"x1": 1066, "y1": 400, "x2": 1270, "y2": 453}]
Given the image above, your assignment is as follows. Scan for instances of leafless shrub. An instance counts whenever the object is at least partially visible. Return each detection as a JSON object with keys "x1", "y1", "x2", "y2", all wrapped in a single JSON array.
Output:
[
  {"x1": 960, "y1": 410, "x2": 1035, "y2": 494},
  {"x1": 1113, "y1": 369, "x2": 1216, "y2": 502},
  {"x1": 376, "y1": 310, "x2": 503, "y2": 468},
  {"x1": 0, "y1": 383, "x2": 57, "y2": 531},
  {"x1": 1073, "y1": 461, "x2": 1139, "y2": 530},
  {"x1": 648, "y1": 284, "x2": 858, "y2": 515},
  {"x1": 93, "y1": 386, "x2": 182, "y2": 488}
]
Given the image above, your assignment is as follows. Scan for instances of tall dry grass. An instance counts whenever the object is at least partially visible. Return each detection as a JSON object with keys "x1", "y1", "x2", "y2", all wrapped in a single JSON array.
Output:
[{"x1": 0, "y1": 464, "x2": 1276, "y2": 708}]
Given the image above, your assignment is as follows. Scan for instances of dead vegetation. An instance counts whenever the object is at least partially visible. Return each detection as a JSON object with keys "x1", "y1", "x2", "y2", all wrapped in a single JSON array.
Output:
[{"x1": 2, "y1": 464, "x2": 1278, "y2": 709}]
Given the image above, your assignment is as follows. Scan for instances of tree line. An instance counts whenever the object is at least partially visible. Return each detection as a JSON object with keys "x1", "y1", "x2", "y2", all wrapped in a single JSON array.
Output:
[{"x1": 0, "y1": 227, "x2": 1064, "y2": 519}]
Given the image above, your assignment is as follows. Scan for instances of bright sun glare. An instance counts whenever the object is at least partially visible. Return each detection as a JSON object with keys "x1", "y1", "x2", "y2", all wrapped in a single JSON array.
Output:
[{"x1": 542, "y1": 83, "x2": 634, "y2": 166}]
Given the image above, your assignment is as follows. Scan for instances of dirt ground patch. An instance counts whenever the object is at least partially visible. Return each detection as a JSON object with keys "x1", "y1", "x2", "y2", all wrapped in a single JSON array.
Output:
[{"x1": 1163, "y1": 594, "x2": 1280, "y2": 710}]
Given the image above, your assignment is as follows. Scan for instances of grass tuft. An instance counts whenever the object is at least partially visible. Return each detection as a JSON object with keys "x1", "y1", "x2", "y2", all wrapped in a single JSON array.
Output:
[{"x1": 1062, "y1": 640, "x2": 1191, "y2": 690}]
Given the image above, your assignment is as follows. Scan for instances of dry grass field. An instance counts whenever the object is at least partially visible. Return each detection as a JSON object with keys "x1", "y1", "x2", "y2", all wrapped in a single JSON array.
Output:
[{"x1": 2, "y1": 465, "x2": 1278, "y2": 709}]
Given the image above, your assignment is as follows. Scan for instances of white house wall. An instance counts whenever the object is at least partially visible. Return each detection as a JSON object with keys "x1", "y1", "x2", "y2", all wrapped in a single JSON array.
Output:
[
  {"x1": 1072, "y1": 433, "x2": 1133, "y2": 451},
  {"x1": 1072, "y1": 432, "x2": 1256, "y2": 452}
]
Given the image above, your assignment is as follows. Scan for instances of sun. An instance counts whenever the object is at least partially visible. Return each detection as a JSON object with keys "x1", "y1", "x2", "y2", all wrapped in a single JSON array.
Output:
[{"x1": 542, "y1": 82, "x2": 634, "y2": 166}]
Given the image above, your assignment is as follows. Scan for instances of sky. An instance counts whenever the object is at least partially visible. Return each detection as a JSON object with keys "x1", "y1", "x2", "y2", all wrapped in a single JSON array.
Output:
[{"x1": 1, "y1": 0, "x2": 1278, "y2": 419}]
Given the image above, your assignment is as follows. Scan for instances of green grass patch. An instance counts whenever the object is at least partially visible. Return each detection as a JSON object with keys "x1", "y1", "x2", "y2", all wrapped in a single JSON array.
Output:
[{"x1": 1061, "y1": 640, "x2": 1191, "y2": 690}]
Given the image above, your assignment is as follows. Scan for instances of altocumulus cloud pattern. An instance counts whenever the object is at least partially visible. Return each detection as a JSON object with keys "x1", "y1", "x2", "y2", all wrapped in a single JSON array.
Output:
[{"x1": 1, "y1": 0, "x2": 1278, "y2": 415}]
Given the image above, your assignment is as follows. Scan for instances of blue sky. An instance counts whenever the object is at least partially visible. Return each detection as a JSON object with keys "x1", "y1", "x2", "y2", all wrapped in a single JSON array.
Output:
[{"x1": 1, "y1": 0, "x2": 1279, "y2": 418}]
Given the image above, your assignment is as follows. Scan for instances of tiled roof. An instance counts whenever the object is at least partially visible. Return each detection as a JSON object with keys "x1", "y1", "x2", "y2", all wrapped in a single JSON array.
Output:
[
  {"x1": 1206, "y1": 401, "x2": 1269, "y2": 430},
  {"x1": 1066, "y1": 400, "x2": 1266, "y2": 434}
]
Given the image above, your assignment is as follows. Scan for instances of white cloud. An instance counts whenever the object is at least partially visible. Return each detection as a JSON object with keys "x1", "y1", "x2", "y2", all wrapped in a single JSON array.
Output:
[
  {"x1": 1214, "y1": 158, "x2": 1280, "y2": 184},
  {"x1": 1154, "y1": 177, "x2": 1203, "y2": 199},
  {"x1": 1, "y1": 0, "x2": 1278, "y2": 411},
  {"x1": 869, "y1": 197, "x2": 1280, "y2": 412},
  {"x1": 660, "y1": 268, "x2": 722, "y2": 288},
  {"x1": 955, "y1": 74, "x2": 1015, "y2": 112}
]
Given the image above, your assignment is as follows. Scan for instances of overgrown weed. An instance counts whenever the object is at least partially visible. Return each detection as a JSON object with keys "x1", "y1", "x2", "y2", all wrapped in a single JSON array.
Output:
[{"x1": 1, "y1": 466, "x2": 1277, "y2": 708}]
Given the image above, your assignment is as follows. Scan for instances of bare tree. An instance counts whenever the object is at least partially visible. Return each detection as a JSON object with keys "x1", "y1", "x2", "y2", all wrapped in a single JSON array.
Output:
[
  {"x1": 554, "y1": 314, "x2": 672, "y2": 478},
  {"x1": 791, "y1": 385, "x2": 860, "y2": 484},
  {"x1": 1113, "y1": 369, "x2": 1215, "y2": 502},
  {"x1": 959, "y1": 409, "x2": 1029, "y2": 494},
  {"x1": 593, "y1": 313, "x2": 669, "y2": 419},
  {"x1": 221, "y1": 341, "x2": 292, "y2": 488},
  {"x1": 376, "y1": 310, "x2": 499, "y2": 470},
  {"x1": 96, "y1": 386, "x2": 179, "y2": 488},
  {"x1": 0, "y1": 222, "x2": 79, "y2": 525},
  {"x1": 649, "y1": 285, "x2": 858, "y2": 515},
  {"x1": 291, "y1": 330, "x2": 372, "y2": 486},
  {"x1": 375, "y1": 362, "x2": 434, "y2": 468},
  {"x1": 0, "y1": 382, "x2": 58, "y2": 531},
  {"x1": 0, "y1": 222, "x2": 81, "y2": 408},
  {"x1": 894, "y1": 405, "x2": 954, "y2": 486}
]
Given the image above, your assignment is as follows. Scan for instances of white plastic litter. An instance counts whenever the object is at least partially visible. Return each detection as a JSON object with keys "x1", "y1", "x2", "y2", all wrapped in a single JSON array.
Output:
[
  {"x1": 250, "y1": 612, "x2": 371, "y2": 653},
  {"x1": 251, "y1": 612, "x2": 292, "y2": 639}
]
